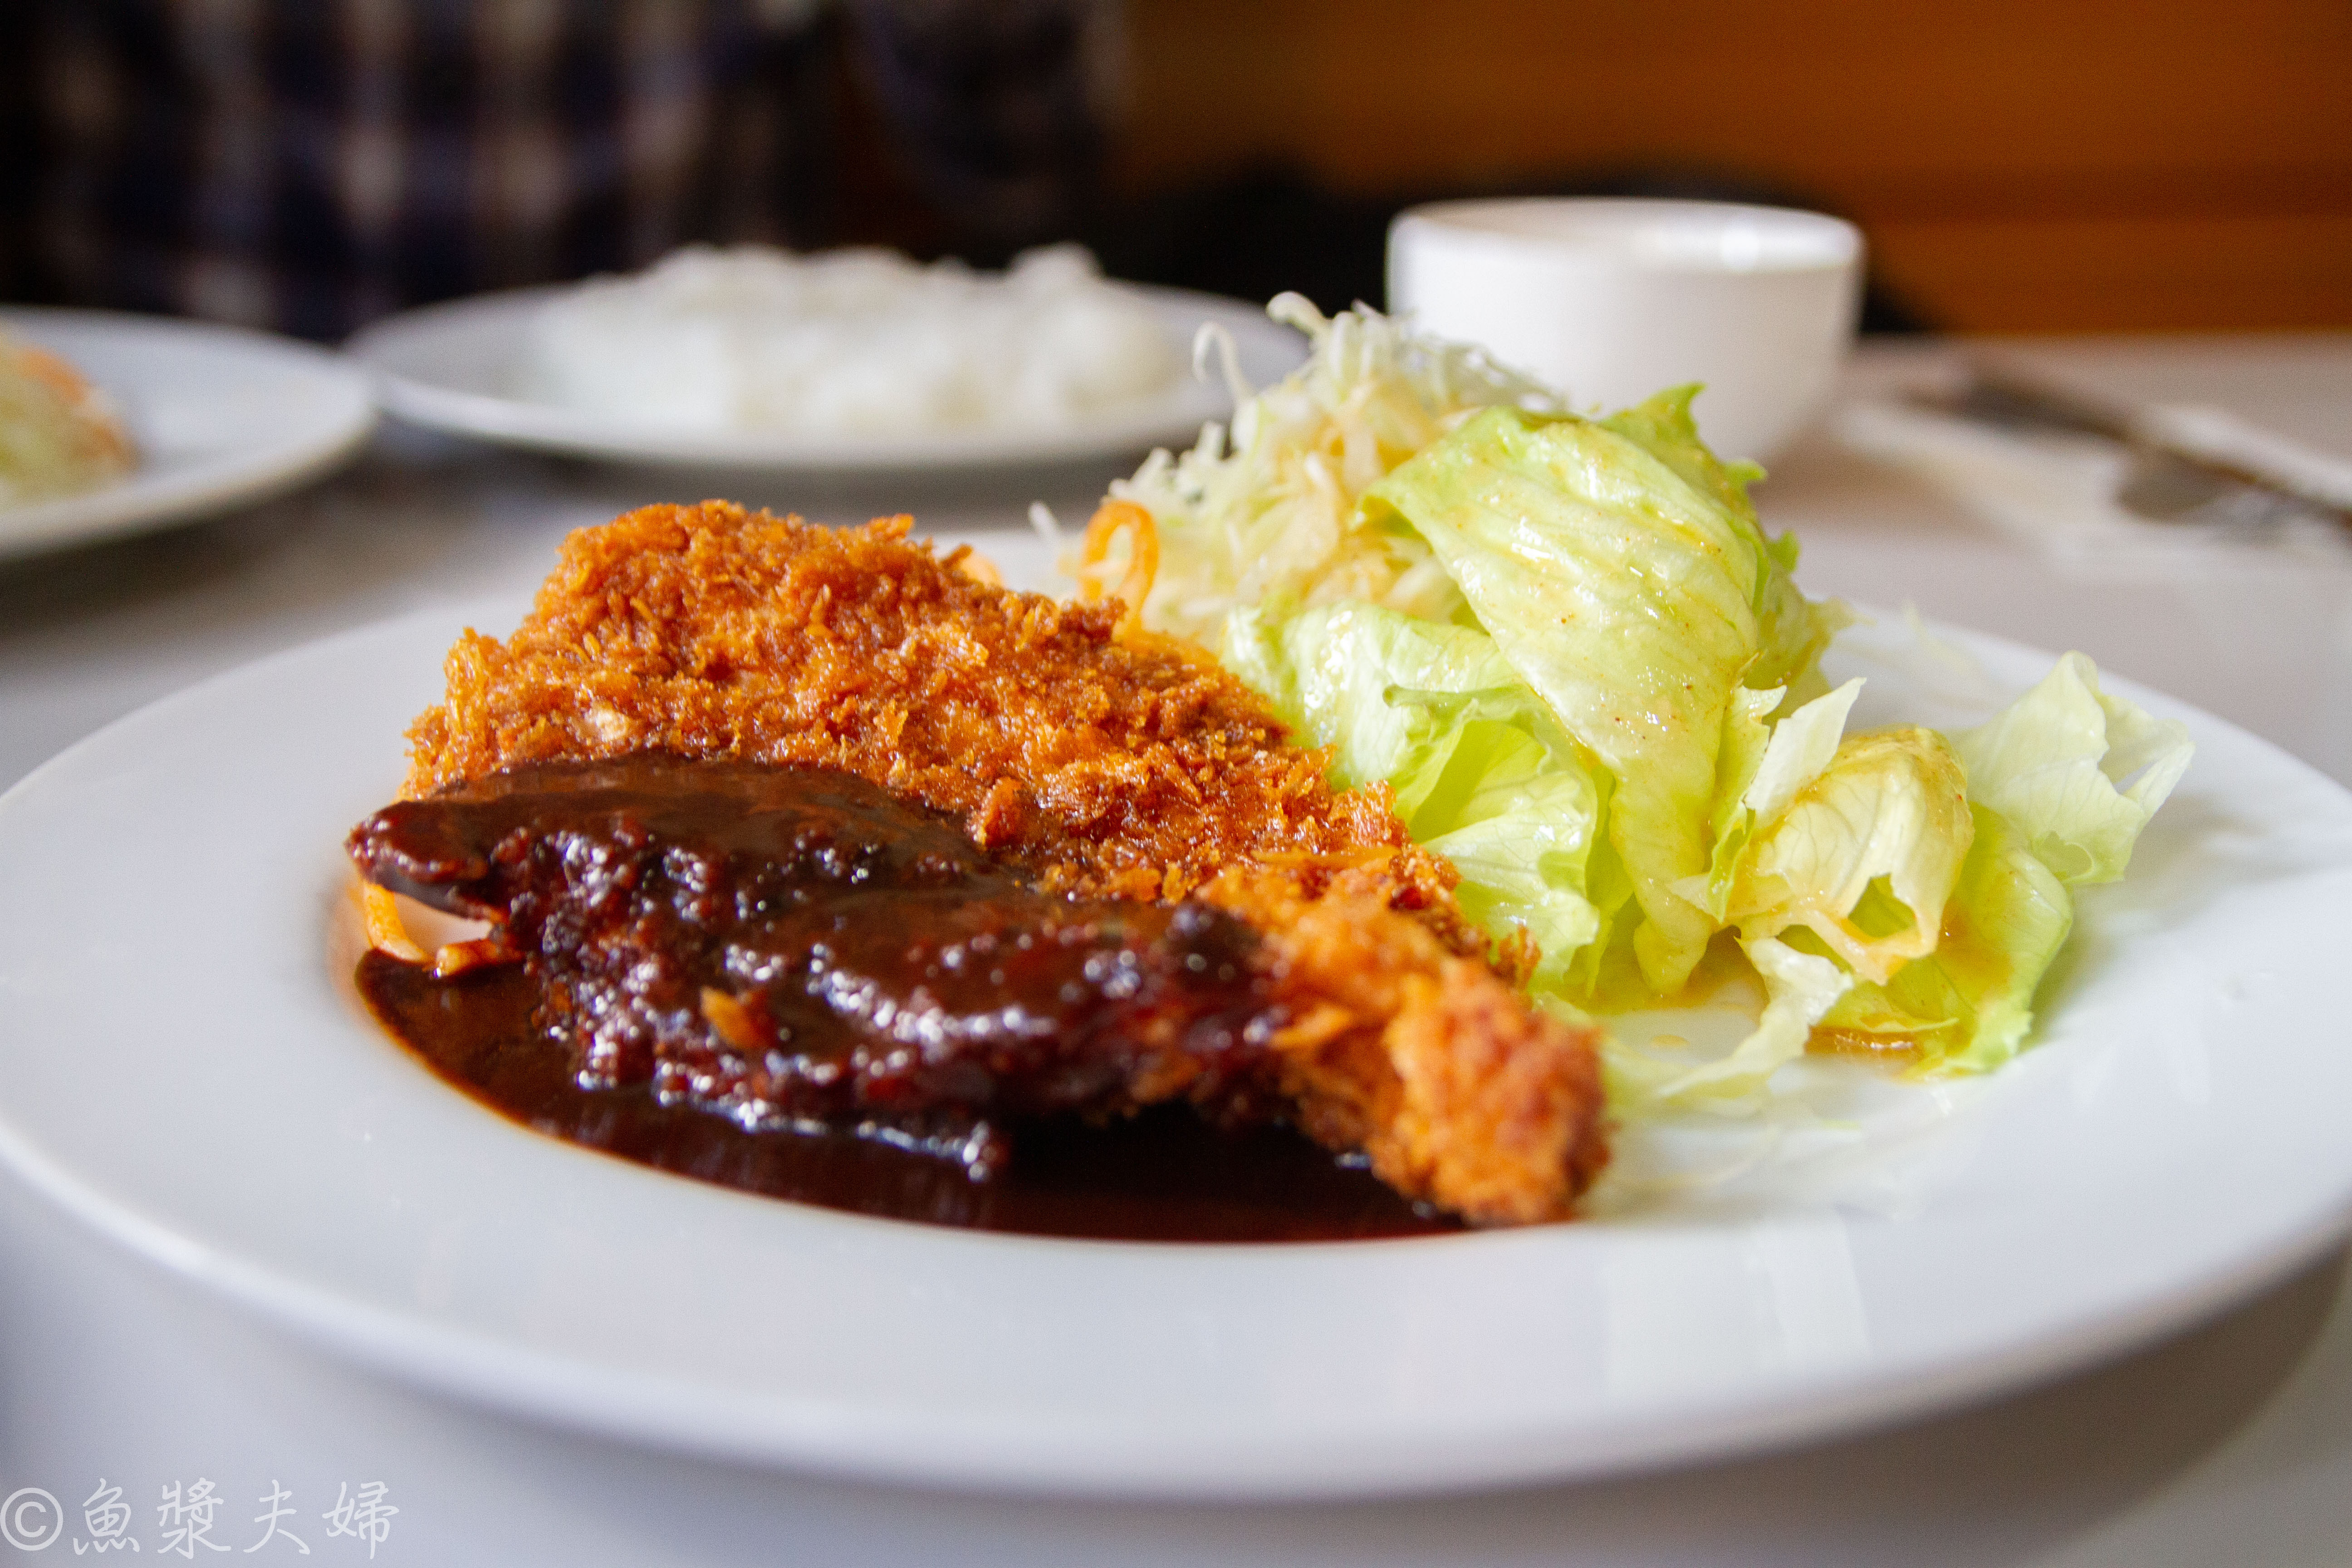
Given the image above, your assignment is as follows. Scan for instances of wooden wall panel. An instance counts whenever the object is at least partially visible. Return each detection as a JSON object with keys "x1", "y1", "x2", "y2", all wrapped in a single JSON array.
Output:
[{"x1": 1116, "y1": 0, "x2": 2352, "y2": 330}]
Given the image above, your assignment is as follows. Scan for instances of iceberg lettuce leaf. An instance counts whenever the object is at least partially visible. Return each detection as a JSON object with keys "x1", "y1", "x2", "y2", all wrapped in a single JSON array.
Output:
[
  {"x1": 1726, "y1": 726, "x2": 1975, "y2": 985},
  {"x1": 1813, "y1": 654, "x2": 2189, "y2": 1073},
  {"x1": 1410, "y1": 720, "x2": 1604, "y2": 978},
  {"x1": 1953, "y1": 651, "x2": 2193, "y2": 885},
  {"x1": 1631, "y1": 721, "x2": 1975, "y2": 1106},
  {"x1": 1599, "y1": 391, "x2": 1838, "y2": 697},
  {"x1": 1685, "y1": 679, "x2": 1862, "y2": 921},
  {"x1": 1366, "y1": 396, "x2": 1839, "y2": 996},
  {"x1": 1688, "y1": 934, "x2": 1856, "y2": 1104},
  {"x1": 1817, "y1": 803, "x2": 2073, "y2": 1073},
  {"x1": 1220, "y1": 599, "x2": 1605, "y2": 978},
  {"x1": 1219, "y1": 598, "x2": 1523, "y2": 790},
  {"x1": 1743, "y1": 679, "x2": 1867, "y2": 825}
]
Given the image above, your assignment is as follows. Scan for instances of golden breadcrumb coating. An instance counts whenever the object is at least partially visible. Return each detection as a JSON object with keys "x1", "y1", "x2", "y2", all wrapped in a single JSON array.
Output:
[
  {"x1": 407, "y1": 504, "x2": 1455, "y2": 904},
  {"x1": 400, "y1": 501, "x2": 1607, "y2": 1221},
  {"x1": 1197, "y1": 867, "x2": 1607, "y2": 1225}
]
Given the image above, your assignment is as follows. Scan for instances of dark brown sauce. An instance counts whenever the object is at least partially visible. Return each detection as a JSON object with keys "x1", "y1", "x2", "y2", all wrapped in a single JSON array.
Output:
[
  {"x1": 349, "y1": 755, "x2": 1465, "y2": 1242},
  {"x1": 358, "y1": 947, "x2": 1457, "y2": 1243}
]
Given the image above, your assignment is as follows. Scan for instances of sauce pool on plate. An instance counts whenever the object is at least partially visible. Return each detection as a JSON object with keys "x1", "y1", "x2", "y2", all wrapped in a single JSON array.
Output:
[{"x1": 358, "y1": 951, "x2": 1455, "y2": 1242}]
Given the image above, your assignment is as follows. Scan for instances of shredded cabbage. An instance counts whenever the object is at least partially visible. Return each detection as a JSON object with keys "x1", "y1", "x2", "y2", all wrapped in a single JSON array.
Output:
[{"x1": 1091, "y1": 295, "x2": 1559, "y2": 643}]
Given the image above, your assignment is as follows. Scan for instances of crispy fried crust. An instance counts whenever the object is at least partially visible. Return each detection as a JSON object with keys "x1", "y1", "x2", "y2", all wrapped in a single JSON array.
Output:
[
  {"x1": 1196, "y1": 868, "x2": 1607, "y2": 1225},
  {"x1": 400, "y1": 502, "x2": 1607, "y2": 1221},
  {"x1": 405, "y1": 503, "x2": 1453, "y2": 909}
]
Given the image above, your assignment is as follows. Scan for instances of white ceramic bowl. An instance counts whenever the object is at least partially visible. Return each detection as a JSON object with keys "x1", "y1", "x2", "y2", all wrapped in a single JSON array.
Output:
[{"x1": 1387, "y1": 198, "x2": 1863, "y2": 463}]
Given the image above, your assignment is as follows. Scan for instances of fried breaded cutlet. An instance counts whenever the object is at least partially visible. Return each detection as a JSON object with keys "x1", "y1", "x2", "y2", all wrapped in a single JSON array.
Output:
[
  {"x1": 391, "y1": 502, "x2": 1607, "y2": 1223},
  {"x1": 352, "y1": 758, "x2": 1608, "y2": 1222},
  {"x1": 406, "y1": 503, "x2": 1440, "y2": 906}
]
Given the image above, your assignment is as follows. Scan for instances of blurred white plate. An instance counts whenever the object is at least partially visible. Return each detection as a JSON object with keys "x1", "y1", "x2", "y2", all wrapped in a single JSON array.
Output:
[
  {"x1": 346, "y1": 284, "x2": 1302, "y2": 470},
  {"x1": 0, "y1": 597, "x2": 2350, "y2": 1499},
  {"x1": 0, "y1": 308, "x2": 375, "y2": 563}
]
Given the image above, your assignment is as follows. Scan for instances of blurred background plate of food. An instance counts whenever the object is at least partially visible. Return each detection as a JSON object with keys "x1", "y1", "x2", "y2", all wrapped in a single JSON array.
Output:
[
  {"x1": 346, "y1": 246, "x2": 1305, "y2": 472},
  {"x1": 0, "y1": 325, "x2": 136, "y2": 505},
  {"x1": 0, "y1": 308, "x2": 375, "y2": 564}
]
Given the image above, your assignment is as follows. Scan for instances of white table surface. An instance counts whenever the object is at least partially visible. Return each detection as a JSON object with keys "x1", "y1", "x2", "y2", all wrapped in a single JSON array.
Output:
[{"x1": 4, "y1": 336, "x2": 2351, "y2": 1565}]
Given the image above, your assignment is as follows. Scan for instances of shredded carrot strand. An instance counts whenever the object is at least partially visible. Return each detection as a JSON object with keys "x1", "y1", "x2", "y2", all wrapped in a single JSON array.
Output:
[{"x1": 1079, "y1": 500, "x2": 1159, "y2": 635}]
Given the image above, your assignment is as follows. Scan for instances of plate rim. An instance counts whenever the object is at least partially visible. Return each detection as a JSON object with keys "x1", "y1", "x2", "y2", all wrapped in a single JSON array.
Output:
[
  {"x1": 4, "y1": 601, "x2": 2352, "y2": 1500},
  {"x1": 0, "y1": 305, "x2": 377, "y2": 563}
]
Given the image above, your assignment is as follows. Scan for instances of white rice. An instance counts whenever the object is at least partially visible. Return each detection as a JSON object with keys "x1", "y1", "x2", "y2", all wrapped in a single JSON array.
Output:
[{"x1": 521, "y1": 244, "x2": 1184, "y2": 435}]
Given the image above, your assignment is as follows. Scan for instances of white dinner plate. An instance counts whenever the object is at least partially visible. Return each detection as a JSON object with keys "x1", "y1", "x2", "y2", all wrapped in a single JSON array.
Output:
[
  {"x1": 0, "y1": 307, "x2": 376, "y2": 563},
  {"x1": 1, "y1": 596, "x2": 2350, "y2": 1500},
  {"x1": 345, "y1": 284, "x2": 1304, "y2": 470}
]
